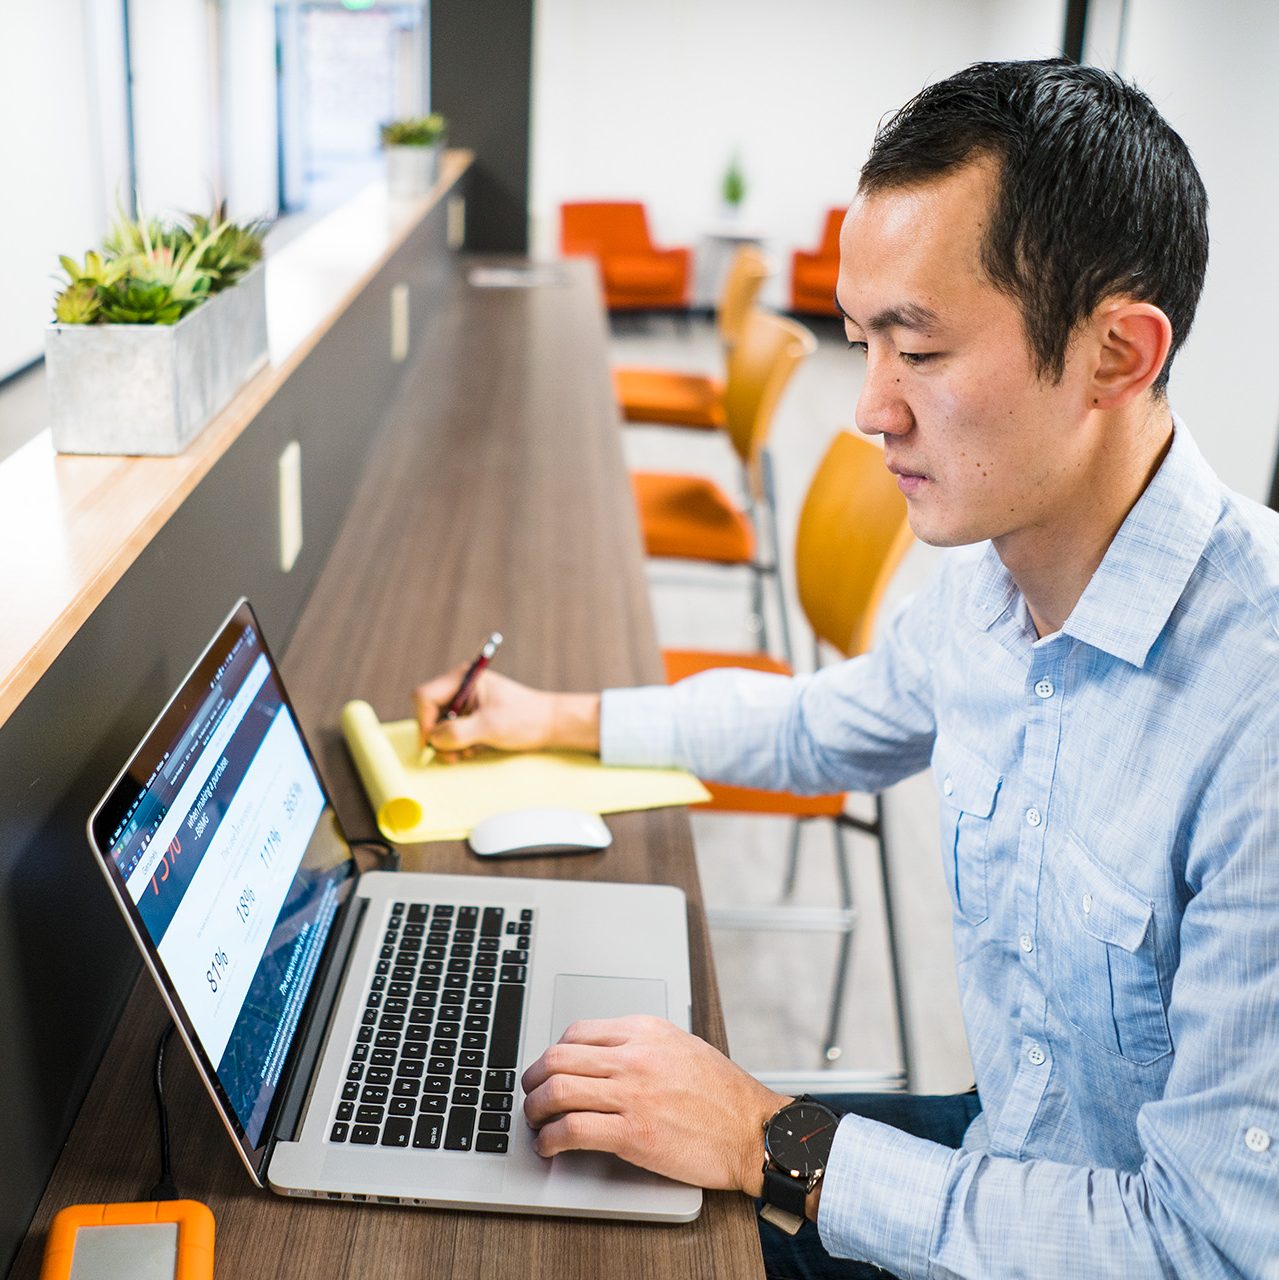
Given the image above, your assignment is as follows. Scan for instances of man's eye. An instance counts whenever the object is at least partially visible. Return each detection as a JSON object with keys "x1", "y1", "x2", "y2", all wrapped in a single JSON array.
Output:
[
  {"x1": 899, "y1": 351, "x2": 935, "y2": 366},
  {"x1": 846, "y1": 340, "x2": 868, "y2": 355}
]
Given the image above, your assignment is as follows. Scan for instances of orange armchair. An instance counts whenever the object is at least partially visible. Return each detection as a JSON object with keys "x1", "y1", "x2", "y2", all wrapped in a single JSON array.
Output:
[
  {"x1": 560, "y1": 201, "x2": 691, "y2": 311},
  {"x1": 790, "y1": 207, "x2": 846, "y2": 316}
]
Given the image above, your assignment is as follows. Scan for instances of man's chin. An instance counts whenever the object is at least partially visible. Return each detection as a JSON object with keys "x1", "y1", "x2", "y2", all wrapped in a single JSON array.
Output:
[{"x1": 904, "y1": 511, "x2": 984, "y2": 550}]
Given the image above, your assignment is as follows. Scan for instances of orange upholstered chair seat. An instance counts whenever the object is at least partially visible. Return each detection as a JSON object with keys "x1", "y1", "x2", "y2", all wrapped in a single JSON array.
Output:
[
  {"x1": 613, "y1": 368, "x2": 726, "y2": 429},
  {"x1": 631, "y1": 472, "x2": 755, "y2": 562},
  {"x1": 601, "y1": 251, "x2": 690, "y2": 302},
  {"x1": 790, "y1": 207, "x2": 846, "y2": 316},
  {"x1": 662, "y1": 648, "x2": 845, "y2": 817},
  {"x1": 560, "y1": 202, "x2": 691, "y2": 311}
]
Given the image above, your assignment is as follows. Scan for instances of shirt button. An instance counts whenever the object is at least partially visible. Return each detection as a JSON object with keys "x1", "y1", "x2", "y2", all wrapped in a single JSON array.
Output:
[
  {"x1": 1244, "y1": 1126, "x2": 1271, "y2": 1153},
  {"x1": 1025, "y1": 807, "x2": 1042, "y2": 827},
  {"x1": 1082, "y1": 893, "x2": 1093, "y2": 914},
  {"x1": 943, "y1": 776, "x2": 954, "y2": 796},
  {"x1": 1027, "y1": 1044, "x2": 1046, "y2": 1066},
  {"x1": 1019, "y1": 933, "x2": 1034, "y2": 953},
  {"x1": 1034, "y1": 679, "x2": 1055, "y2": 698}
]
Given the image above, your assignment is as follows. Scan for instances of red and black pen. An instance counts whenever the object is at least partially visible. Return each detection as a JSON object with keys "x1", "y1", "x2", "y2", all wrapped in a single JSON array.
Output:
[{"x1": 441, "y1": 632, "x2": 503, "y2": 720}]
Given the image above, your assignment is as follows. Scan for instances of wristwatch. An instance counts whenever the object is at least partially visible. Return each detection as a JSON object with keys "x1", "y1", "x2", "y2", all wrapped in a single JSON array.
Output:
[{"x1": 758, "y1": 1095, "x2": 841, "y2": 1235}]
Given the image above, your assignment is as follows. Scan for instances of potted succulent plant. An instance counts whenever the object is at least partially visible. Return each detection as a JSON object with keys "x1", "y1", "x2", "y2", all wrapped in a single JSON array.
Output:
[
  {"x1": 46, "y1": 205, "x2": 270, "y2": 455},
  {"x1": 380, "y1": 113, "x2": 447, "y2": 199}
]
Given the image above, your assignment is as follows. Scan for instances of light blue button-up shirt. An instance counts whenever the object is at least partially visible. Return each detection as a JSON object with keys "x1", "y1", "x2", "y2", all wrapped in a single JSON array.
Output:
[{"x1": 601, "y1": 424, "x2": 1279, "y2": 1278}]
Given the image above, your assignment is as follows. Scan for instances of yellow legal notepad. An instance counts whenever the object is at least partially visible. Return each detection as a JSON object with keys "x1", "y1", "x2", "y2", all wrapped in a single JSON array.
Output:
[{"x1": 340, "y1": 700, "x2": 711, "y2": 844}]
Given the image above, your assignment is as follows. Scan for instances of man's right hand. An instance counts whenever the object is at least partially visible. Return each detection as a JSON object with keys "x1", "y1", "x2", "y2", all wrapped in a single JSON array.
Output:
[{"x1": 413, "y1": 667, "x2": 602, "y2": 759}]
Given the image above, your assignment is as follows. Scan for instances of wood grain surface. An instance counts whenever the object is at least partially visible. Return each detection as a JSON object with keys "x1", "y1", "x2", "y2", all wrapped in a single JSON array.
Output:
[{"x1": 8, "y1": 261, "x2": 763, "y2": 1279}]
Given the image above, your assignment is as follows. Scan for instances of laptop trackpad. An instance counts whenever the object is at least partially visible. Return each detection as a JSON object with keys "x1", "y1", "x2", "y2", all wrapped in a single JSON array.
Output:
[{"x1": 550, "y1": 974, "x2": 668, "y2": 1042}]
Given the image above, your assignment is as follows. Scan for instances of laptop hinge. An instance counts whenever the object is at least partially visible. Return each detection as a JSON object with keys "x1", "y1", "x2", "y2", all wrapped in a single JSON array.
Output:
[{"x1": 270, "y1": 892, "x2": 369, "y2": 1145}]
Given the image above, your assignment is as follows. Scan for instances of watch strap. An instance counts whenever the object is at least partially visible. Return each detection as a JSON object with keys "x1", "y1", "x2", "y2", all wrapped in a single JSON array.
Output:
[{"x1": 759, "y1": 1164, "x2": 808, "y2": 1235}]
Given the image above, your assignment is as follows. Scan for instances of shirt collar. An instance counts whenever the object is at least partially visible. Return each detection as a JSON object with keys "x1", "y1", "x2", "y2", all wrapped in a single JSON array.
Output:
[{"x1": 966, "y1": 420, "x2": 1223, "y2": 667}]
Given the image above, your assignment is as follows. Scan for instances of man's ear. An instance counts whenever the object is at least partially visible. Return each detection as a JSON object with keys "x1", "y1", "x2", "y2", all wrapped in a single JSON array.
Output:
[{"x1": 1087, "y1": 300, "x2": 1173, "y2": 410}]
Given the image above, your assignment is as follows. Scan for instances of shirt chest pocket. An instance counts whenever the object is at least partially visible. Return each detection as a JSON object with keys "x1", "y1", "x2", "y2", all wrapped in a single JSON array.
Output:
[
  {"x1": 934, "y1": 740, "x2": 1002, "y2": 926},
  {"x1": 1043, "y1": 830, "x2": 1172, "y2": 1065}
]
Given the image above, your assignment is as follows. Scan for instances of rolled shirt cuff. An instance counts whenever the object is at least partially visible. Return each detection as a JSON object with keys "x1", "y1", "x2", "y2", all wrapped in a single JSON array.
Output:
[{"x1": 817, "y1": 1113, "x2": 958, "y2": 1279}]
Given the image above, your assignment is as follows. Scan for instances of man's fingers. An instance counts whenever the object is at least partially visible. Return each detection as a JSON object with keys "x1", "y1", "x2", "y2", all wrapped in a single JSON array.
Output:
[
  {"x1": 521, "y1": 1042, "x2": 617, "y2": 1097},
  {"x1": 426, "y1": 712, "x2": 487, "y2": 752},
  {"x1": 413, "y1": 667, "x2": 467, "y2": 746},
  {"x1": 522, "y1": 1070, "x2": 625, "y2": 1130},
  {"x1": 530, "y1": 1110, "x2": 632, "y2": 1161}
]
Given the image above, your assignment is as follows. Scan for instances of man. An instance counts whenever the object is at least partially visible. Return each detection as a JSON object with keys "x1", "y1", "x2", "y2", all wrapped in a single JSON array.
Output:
[{"x1": 415, "y1": 60, "x2": 1279, "y2": 1279}]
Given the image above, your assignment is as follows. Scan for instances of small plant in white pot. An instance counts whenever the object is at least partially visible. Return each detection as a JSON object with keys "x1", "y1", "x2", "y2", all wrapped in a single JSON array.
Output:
[
  {"x1": 380, "y1": 113, "x2": 447, "y2": 199},
  {"x1": 46, "y1": 205, "x2": 270, "y2": 455}
]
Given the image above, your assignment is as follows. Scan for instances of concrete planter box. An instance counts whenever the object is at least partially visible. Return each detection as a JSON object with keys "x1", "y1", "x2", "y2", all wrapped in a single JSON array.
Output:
[
  {"x1": 386, "y1": 144, "x2": 441, "y2": 199},
  {"x1": 45, "y1": 263, "x2": 268, "y2": 456}
]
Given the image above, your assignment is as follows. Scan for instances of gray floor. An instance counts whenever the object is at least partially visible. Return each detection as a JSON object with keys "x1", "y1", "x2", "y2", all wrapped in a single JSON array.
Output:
[{"x1": 612, "y1": 312, "x2": 972, "y2": 1093}]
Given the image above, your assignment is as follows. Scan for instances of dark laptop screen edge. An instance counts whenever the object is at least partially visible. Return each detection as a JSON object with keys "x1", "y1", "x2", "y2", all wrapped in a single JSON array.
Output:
[{"x1": 85, "y1": 597, "x2": 360, "y2": 1186}]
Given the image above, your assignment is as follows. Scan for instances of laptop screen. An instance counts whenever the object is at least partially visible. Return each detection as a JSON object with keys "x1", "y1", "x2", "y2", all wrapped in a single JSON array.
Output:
[{"x1": 89, "y1": 600, "x2": 355, "y2": 1155}]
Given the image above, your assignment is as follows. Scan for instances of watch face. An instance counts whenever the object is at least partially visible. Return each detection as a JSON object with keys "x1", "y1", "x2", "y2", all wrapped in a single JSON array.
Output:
[{"x1": 765, "y1": 1101, "x2": 838, "y2": 1178}]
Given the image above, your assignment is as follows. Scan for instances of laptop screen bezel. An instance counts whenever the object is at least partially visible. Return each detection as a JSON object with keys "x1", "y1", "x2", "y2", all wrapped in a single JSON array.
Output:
[{"x1": 86, "y1": 597, "x2": 359, "y2": 1185}]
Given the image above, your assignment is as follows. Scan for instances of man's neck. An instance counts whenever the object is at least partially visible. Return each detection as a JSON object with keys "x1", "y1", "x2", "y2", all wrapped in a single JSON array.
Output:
[{"x1": 997, "y1": 406, "x2": 1174, "y2": 638}]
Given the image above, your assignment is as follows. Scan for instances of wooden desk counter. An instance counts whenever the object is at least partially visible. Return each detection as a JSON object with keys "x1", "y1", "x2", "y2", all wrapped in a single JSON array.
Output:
[{"x1": 8, "y1": 261, "x2": 764, "y2": 1278}]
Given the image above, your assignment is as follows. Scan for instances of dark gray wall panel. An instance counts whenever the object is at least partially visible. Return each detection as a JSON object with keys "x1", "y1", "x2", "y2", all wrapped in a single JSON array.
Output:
[
  {"x1": 0, "y1": 179, "x2": 466, "y2": 1274},
  {"x1": 431, "y1": 0, "x2": 532, "y2": 252}
]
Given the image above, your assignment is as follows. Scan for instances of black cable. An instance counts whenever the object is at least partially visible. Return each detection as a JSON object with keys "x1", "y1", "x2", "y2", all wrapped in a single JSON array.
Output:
[
  {"x1": 350, "y1": 837, "x2": 400, "y2": 872},
  {"x1": 149, "y1": 1022, "x2": 179, "y2": 1202}
]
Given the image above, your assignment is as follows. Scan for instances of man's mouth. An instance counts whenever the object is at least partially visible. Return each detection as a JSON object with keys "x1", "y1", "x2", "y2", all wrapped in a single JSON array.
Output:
[{"x1": 886, "y1": 459, "x2": 929, "y2": 494}]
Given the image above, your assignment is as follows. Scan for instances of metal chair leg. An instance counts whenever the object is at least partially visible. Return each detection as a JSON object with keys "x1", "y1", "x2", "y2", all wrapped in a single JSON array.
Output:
[
  {"x1": 760, "y1": 449, "x2": 794, "y2": 668},
  {"x1": 873, "y1": 795, "x2": 913, "y2": 1089},
  {"x1": 822, "y1": 821, "x2": 857, "y2": 1062},
  {"x1": 781, "y1": 819, "x2": 804, "y2": 899}
]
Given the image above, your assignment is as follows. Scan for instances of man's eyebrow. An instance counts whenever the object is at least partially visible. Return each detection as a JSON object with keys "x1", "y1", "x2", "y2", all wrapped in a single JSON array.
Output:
[{"x1": 836, "y1": 301, "x2": 941, "y2": 333}]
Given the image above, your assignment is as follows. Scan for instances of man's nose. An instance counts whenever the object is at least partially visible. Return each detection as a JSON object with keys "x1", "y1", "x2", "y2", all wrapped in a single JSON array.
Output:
[{"x1": 855, "y1": 354, "x2": 913, "y2": 438}]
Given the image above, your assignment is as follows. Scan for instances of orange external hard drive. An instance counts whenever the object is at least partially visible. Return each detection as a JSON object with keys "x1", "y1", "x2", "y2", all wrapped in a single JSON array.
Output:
[{"x1": 39, "y1": 1199, "x2": 214, "y2": 1280}]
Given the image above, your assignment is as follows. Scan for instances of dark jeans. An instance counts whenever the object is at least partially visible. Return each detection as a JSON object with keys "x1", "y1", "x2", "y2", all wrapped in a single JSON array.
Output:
[{"x1": 758, "y1": 1090, "x2": 981, "y2": 1280}]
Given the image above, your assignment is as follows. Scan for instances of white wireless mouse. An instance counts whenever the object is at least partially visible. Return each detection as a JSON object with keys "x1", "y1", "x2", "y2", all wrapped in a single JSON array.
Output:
[{"x1": 467, "y1": 807, "x2": 613, "y2": 858}]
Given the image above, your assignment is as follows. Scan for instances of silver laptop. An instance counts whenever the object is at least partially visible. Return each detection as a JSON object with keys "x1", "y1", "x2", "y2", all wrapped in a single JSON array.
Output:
[{"x1": 86, "y1": 598, "x2": 700, "y2": 1222}]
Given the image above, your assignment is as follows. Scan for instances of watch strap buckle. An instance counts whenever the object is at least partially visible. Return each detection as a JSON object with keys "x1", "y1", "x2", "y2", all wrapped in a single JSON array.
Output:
[{"x1": 758, "y1": 1201, "x2": 807, "y2": 1236}]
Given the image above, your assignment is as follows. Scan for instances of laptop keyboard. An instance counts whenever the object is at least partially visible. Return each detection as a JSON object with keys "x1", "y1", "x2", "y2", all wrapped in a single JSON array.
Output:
[{"x1": 327, "y1": 900, "x2": 533, "y2": 1155}]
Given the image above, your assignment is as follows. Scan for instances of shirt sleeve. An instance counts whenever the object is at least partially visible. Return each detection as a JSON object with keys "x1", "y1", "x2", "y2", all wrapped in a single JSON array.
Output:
[
  {"x1": 817, "y1": 727, "x2": 1279, "y2": 1280},
  {"x1": 600, "y1": 565, "x2": 946, "y2": 795}
]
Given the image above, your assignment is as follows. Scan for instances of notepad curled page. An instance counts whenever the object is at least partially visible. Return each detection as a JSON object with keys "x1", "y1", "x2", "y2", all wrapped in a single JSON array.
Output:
[{"x1": 340, "y1": 701, "x2": 710, "y2": 844}]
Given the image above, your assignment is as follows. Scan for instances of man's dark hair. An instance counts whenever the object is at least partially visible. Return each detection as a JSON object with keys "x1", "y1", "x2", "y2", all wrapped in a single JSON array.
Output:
[{"x1": 859, "y1": 59, "x2": 1208, "y2": 393}]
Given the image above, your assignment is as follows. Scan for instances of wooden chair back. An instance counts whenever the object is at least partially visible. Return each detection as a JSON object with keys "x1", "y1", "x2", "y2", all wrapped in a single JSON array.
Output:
[
  {"x1": 795, "y1": 431, "x2": 914, "y2": 658},
  {"x1": 716, "y1": 246, "x2": 769, "y2": 349},
  {"x1": 722, "y1": 311, "x2": 816, "y2": 467}
]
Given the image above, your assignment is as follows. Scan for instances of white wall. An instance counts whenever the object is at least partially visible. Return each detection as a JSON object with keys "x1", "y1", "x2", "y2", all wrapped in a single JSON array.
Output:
[
  {"x1": 530, "y1": 0, "x2": 1064, "y2": 308},
  {"x1": 129, "y1": 0, "x2": 220, "y2": 213},
  {"x1": 1116, "y1": 0, "x2": 1279, "y2": 501},
  {"x1": 0, "y1": 0, "x2": 122, "y2": 379},
  {"x1": 221, "y1": 0, "x2": 281, "y2": 221}
]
